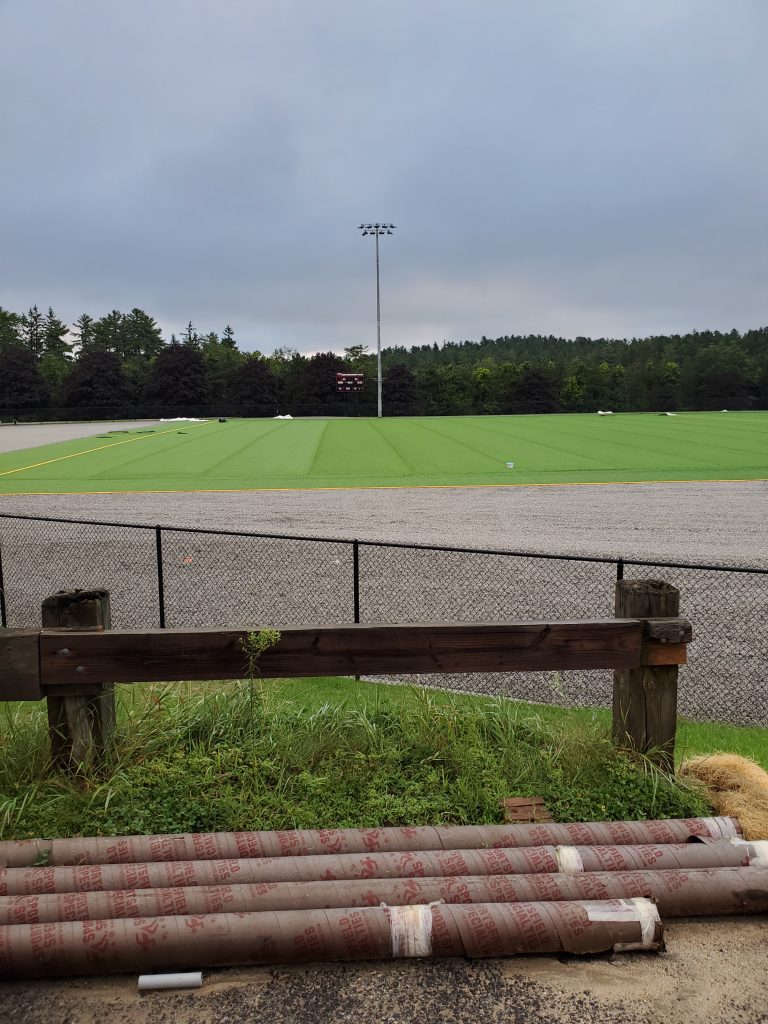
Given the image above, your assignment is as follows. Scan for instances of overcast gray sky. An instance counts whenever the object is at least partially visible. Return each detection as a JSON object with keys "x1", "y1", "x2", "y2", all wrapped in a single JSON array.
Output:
[{"x1": 1, "y1": 0, "x2": 766, "y2": 354}]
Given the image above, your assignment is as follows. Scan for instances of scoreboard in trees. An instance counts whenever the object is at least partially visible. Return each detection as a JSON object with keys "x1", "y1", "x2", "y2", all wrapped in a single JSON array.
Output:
[{"x1": 336, "y1": 372, "x2": 364, "y2": 392}]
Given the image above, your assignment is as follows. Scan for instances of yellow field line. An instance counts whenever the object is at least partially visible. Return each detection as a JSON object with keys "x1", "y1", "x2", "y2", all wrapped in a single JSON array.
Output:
[
  {"x1": 2, "y1": 476, "x2": 767, "y2": 496},
  {"x1": 0, "y1": 424, "x2": 207, "y2": 479}
]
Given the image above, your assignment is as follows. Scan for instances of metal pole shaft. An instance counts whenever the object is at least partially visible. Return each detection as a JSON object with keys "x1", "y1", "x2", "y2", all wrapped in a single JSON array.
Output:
[
  {"x1": 0, "y1": 535, "x2": 7, "y2": 628},
  {"x1": 352, "y1": 539, "x2": 360, "y2": 623},
  {"x1": 155, "y1": 526, "x2": 166, "y2": 629},
  {"x1": 376, "y1": 231, "x2": 382, "y2": 418}
]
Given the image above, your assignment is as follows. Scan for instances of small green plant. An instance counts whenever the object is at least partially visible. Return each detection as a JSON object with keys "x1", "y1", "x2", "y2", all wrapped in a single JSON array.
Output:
[
  {"x1": 242, "y1": 628, "x2": 282, "y2": 678},
  {"x1": 241, "y1": 628, "x2": 282, "y2": 745}
]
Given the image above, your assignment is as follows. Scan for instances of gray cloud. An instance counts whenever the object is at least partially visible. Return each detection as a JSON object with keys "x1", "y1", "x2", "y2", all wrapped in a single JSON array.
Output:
[{"x1": 1, "y1": 0, "x2": 766, "y2": 353}]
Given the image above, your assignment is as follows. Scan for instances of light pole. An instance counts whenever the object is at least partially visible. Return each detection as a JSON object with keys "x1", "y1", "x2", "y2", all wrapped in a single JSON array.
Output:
[{"x1": 358, "y1": 222, "x2": 396, "y2": 417}]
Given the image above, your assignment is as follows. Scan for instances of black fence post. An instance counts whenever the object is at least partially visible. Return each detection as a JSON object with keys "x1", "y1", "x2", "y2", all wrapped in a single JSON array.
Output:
[
  {"x1": 352, "y1": 540, "x2": 360, "y2": 623},
  {"x1": 616, "y1": 558, "x2": 624, "y2": 582},
  {"x1": 0, "y1": 537, "x2": 6, "y2": 628},
  {"x1": 155, "y1": 526, "x2": 166, "y2": 628}
]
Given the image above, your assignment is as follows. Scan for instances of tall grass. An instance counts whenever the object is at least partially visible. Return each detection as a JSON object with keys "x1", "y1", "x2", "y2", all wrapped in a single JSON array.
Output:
[{"x1": 0, "y1": 678, "x2": 715, "y2": 840}]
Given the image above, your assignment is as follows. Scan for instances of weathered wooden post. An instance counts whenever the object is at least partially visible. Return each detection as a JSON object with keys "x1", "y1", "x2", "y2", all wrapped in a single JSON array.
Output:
[
  {"x1": 613, "y1": 579, "x2": 684, "y2": 772},
  {"x1": 42, "y1": 589, "x2": 114, "y2": 769}
]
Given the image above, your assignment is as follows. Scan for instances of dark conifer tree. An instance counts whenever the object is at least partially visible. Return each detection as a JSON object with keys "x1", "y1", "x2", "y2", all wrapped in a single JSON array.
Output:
[
  {"x1": 0, "y1": 348, "x2": 50, "y2": 409},
  {"x1": 0, "y1": 307, "x2": 23, "y2": 353},
  {"x1": 384, "y1": 363, "x2": 417, "y2": 415},
  {"x1": 229, "y1": 353, "x2": 278, "y2": 414},
  {"x1": 145, "y1": 341, "x2": 209, "y2": 406},
  {"x1": 64, "y1": 352, "x2": 131, "y2": 408},
  {"x1": 20, "y1": 305, "x2": 46, "y2": 359}
]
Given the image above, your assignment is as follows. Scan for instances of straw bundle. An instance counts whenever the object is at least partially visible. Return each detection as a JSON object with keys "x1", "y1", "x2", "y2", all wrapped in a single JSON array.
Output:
[{"x1": 681, "y1": 754, "x2": 768, "y2": 840}]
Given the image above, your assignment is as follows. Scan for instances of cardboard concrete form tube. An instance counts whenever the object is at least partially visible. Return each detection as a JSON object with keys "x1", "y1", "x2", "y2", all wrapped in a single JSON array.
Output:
[
  {"x1": 0, "y1": 817, "x2": 740, "y2": 867},
  {"x1": 1, "y1": 867, "x2": 765, "y2": 925},
  {"x1": 0, "y1": 842, "x2": 751, "y2": 897},
  {"x1": 0, "y1": 899, "x2": 663, "y2": 978}
]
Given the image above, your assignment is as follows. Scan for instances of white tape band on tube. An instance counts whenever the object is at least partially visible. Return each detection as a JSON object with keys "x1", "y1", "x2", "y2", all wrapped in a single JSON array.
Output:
[
  {"x1": 730, "y1": 837, "x2": 768, "y2": 868},
  {"x1": 584, "y1": 897, "x2": 660, "y2": 951},
  {"x1": 702, "y1": 816, "x2": 739, "y2": 839},
  {"x1": 555, "y1": 845, "x2": 584, "y2": 874},
  {"x1": 388, "y1": 904, "x2": 435, "y2": 958}
]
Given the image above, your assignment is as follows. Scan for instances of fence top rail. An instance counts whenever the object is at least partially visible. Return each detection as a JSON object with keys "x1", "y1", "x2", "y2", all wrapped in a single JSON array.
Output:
[
  {"x1": 2, "y1": 617, "x2": 691, "y2": 699},
  {"x1": 1, "y1": 512, "x2": 766, "y2": 575}
]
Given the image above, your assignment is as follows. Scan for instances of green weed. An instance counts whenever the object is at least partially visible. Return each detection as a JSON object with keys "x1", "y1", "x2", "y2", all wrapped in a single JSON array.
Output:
[{"x1": 0, "y1": 678, "x2": 719, "y2": 840}]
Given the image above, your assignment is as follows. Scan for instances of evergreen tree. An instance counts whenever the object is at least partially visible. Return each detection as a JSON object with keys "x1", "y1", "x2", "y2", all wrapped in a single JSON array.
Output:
[
  {"x1": 648, "y1": 360, "x2": 681, "y2": 411},
  {"x1": 182, "y1": 321, "x2": 200, "y2": 347},
  {"x1": 383, "y1": 363, "x2": 417, "y2": 415},
  {"x1": 229, "y1": 353, "x2": 278, "y2": 414},
  {"x1": 20, "y1": 305, "x2": 46, "y2": 360},
  {"x1": 293, "y1": 352, "x2": 348, "y2": 414},
  {"x1": 0, "y1": 307, "x2": 23, "y2": 353},
  {"x1": 222, "y1": 325, "x2": 237, "y2": 350},
  {"x1": 0, "y1": 348, "x2": 50, "y2": 409},
  {"x1": 509, "y1": 366, "x2": 561, "y2": 414},
  {"x1": 92, "y1": 310, "x2": 125, "y2": 355},
  {"x1": 270, "y1": 347, "x2": 306, "y2": 410},
  {"x1": 43, "y1": 307, "x2": 72, "y2": 360},
  {"x1": 201, "y1": 332, "x2": 243, "y2": 406},
  {"x1": 64, "y1": 352, "x2": 131, "y2": 408},
  {"x1": 72, "y1": 313, "x2": 96, "y2": 355},
  {"x1": 145, "y1": 341, "x2": 209, "y2": 406},
  {"x1": 122, "y1": 308, "x2": 164, "y2": 360}
]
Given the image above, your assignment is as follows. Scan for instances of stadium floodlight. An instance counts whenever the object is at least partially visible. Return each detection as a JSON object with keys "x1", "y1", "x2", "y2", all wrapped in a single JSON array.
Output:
[{"x1": 358, "y1": 221, "x2": 397, "y2": 417}]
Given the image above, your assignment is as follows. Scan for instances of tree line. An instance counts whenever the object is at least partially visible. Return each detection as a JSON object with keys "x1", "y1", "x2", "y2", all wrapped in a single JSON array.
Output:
[{"x1": 1, "y1": 304, "x2": 766, "y2": 419}]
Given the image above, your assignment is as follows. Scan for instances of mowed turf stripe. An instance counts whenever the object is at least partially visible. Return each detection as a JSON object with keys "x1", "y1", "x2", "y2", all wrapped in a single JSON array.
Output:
[
  {"x1": 420, "y1": 417, "x2": 610, "y2": 470},
  {"x1": 107, "y1": 420, "x2": 320, "y2": 481},
  {"x1": 314, "y1": 420, "x2": 414, "y2": 477},
  {"x1": 455, "y1": 416, "x2": 719, "y2": 470}
]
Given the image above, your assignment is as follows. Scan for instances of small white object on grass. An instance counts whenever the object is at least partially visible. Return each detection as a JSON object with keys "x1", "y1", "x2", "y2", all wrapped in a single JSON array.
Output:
[
  {"x1": 596, "y1": 410, "x2": 614, "y2": 416},
  {"x1": 505, "y1": 462, "x2": 514, "y2": 469},
  {"x1": 138, "y1": 972, "x2": 203, "y2": 991}
]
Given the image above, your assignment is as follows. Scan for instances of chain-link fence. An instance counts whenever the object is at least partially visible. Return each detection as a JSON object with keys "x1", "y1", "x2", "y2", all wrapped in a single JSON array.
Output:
[{"x1": 1, "y1": 513, "x2": 766, "y2": 725}]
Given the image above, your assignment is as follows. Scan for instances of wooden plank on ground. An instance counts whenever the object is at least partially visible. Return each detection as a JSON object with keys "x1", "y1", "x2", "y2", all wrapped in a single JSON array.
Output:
[{"x1": 37, "y1": 619, "x2": 657, "y2": 687}]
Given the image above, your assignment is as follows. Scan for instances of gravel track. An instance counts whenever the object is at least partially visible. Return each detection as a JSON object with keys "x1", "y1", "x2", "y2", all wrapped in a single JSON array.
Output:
[{"x1": 2, "y1": 480, "x2": 767, "y2": 564}]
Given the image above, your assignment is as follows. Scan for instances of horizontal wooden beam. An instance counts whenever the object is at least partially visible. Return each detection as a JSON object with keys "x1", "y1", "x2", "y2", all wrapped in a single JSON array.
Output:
[
  {"x1": 30, "y1": 619, "x2": 693, "y2": 689},
  {"x1": 644, "y1": 618, "x2": 693, "y2": 643}
]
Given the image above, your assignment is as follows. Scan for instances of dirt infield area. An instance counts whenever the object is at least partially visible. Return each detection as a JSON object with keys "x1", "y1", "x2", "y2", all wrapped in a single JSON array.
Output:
[
  {"x1": 0, "y1": 918, "x2": 765, "y2": 1024},
  {"x1": 0, "y1": 421, "x2": 161, "y2": 455}
]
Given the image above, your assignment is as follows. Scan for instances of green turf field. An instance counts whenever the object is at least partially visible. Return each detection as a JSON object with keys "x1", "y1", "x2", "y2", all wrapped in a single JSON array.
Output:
[{"x1": 0, "y1": 412, "x2": 766, "y2": 493}]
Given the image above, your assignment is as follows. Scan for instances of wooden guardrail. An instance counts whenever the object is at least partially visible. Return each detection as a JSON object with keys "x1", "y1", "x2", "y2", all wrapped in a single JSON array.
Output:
[{"x1": 0, "y1": 580, "x2": 690, "y2": 771}]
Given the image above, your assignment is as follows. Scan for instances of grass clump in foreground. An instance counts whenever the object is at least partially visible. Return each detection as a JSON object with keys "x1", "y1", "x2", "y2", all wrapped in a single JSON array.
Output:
[{"x1": 0, "y1": 678, "x2": 719, "y2": 840}]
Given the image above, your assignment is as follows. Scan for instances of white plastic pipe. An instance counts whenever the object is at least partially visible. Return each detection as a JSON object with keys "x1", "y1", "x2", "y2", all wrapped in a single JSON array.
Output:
[{"x1": 138, "y1": 971, "x2": 203, "y2": 991}]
